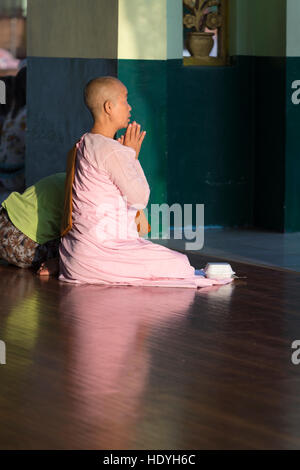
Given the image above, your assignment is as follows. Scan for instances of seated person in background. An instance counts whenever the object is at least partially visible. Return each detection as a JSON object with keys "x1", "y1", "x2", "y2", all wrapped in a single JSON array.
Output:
[
  {"x1": 0, "y1": 67, "x2": 26, "y2": 201},
  {"x1": 0, "y1": 173, "x2": 65, "y2": 275}
]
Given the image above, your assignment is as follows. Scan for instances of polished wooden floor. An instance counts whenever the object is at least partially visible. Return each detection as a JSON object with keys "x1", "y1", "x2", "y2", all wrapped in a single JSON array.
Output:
[{"x1": 1, "y1": 253, "x2": 300, "y2": 450}]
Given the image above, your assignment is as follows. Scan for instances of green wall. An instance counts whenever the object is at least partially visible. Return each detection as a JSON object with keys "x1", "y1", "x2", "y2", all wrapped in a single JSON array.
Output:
[
  {"x1": 26, "y1": 0, "x2": 300, "y2": 232},
  {"x1": 285, "y1": 1, "x2": 300, "y2": 231},
  {"x1": 229, "y1": 0, "x2": 290, "y2": 231},
  {"x1": 167, "y1": 57, "x2": 255, "y2": 228},
  {"x1": 285, "y1": 58, "x2": 300, "y2": 232},
  {"x1": 118, "y1": 1, "x2": 257, "y2": 229},
  {"x1": 253, "y1": 57, "x2": 286, "y2": 231}
]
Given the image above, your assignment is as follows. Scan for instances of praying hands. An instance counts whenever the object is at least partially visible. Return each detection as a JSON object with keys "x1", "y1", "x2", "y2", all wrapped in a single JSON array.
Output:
[{"x1": 117, "y1": 121, "x2": 146, "y2": 159}]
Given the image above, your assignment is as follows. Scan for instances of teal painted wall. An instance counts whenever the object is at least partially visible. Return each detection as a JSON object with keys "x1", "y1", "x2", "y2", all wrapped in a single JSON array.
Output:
[
  {"x1": 119, "y1": 57, "x2": 256, "y2": 229},
  {"x1": 285, "y1": 58, "x2": 300, "y2": 231},
  {"x1": 229, "y1": 0, "x2": 289, "y2": 231},
  {"x1": 253, "y1": 57, "x2": 286, "y2": 231},
  {"x1": 167, "y1": 57, "x2": 255, "y2": 227},
  {"x1": 171, "y1": 0, "x2": 289, "y2": 230},
  {"x1": 285, "y1": 1, "x2": 300, "y2": 231}
]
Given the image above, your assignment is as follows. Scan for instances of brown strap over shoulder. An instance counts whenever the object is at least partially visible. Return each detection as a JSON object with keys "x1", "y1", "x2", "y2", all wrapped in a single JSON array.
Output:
[
  {"x1": 135, "y1": 209, "x2": 151, "y2": 237},
  {"x1": 61, "y1": 144, "x2": 77, "y2": 237}
]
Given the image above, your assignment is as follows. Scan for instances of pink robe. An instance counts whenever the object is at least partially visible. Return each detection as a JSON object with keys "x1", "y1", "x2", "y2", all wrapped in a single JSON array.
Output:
[{"x1": 59, "y1": 133, "x2": 232, "y2": 288}]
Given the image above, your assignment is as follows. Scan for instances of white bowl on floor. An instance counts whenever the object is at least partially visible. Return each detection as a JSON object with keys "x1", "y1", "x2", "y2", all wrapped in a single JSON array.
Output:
[{"x1": 204, "y1": 263, "x2": 235, "y2": 280}]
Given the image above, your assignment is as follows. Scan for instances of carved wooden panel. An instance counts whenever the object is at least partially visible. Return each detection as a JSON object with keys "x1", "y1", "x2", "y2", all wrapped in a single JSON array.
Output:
[{"x1": 183, "y1": 0, "x2": 228, "y2": 66}]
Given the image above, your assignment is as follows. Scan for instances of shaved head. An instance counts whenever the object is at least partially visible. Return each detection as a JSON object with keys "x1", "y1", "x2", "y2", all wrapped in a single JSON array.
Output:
[{"x1": 84, "y1": 76, "x2": 125, "y2": 120}]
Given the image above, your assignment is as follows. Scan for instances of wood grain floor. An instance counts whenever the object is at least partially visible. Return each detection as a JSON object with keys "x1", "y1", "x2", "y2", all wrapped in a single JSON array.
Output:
[{"x1": 0, "y1": 253, "x2": 300, "y2": 450}]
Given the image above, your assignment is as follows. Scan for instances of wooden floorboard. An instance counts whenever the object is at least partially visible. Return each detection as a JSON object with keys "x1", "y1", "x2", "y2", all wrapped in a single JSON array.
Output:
[{"x1": 0, "y1": 254, "x2": 300, "y2": 449}]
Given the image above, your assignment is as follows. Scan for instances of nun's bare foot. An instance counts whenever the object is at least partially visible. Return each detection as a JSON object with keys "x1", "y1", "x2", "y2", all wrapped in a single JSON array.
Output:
[{"x1": 37, "y1": 258, "x2": 59, "y2": 277}]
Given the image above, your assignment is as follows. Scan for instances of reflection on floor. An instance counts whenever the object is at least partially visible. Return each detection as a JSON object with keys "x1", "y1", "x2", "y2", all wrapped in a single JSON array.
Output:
[
  {"x1": 1, "y1": 254, "x2": 300, "y2": 449},
  {"x1": 154, "y1": 228, "x2": 300, "y2": 273}
]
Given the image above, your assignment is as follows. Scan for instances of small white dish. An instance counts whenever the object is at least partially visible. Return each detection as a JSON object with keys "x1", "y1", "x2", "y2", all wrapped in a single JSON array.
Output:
[{"x1": 204, "y1": 263, "x2": 235, "y2": 280}]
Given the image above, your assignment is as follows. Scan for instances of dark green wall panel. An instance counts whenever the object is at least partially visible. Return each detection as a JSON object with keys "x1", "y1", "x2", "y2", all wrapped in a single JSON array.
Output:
[
  {"x1": 285, "y1": 57, "x2": 300, "y2": 232},
  {"x1": 167, "y1": 57, "x2": 255, "y2": 227},
  {"x1": 118, "y1": 60, "x2": 168, "y2": 213},
  {"x1": 253, "y1": 57, "x2": 286, "y2": 232}
]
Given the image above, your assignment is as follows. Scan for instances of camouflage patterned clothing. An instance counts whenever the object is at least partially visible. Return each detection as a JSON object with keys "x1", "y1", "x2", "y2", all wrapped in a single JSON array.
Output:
[{"x1": 0, "y1": 207, "x2": 59, "y2": 269}]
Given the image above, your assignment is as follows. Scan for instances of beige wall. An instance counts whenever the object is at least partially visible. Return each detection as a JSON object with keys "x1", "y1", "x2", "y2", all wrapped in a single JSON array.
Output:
[
  {"x1": 118, "y1": 0, "x2": 167, "y2": 60},
  {"x1": 26, "y1": 0, "x2": 290, "y2": 61},
  {"x1": 27, "y1": 0, "x2": 118, "y2": 59},
  {"x1": 118, "y1": 0, "x2": 182, "y2": 60}
]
